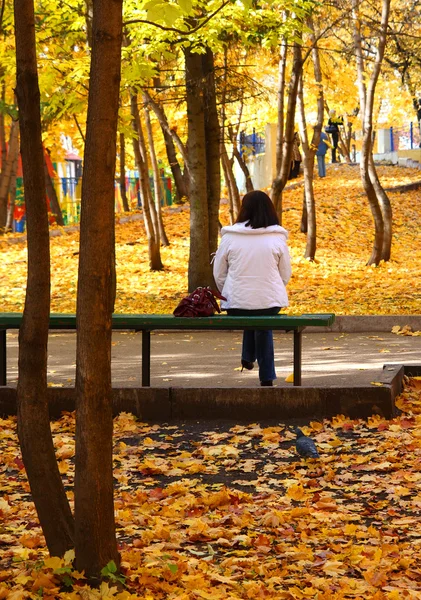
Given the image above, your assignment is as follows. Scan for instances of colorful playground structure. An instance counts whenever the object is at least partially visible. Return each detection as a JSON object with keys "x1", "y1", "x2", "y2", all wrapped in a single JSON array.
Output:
[{"x1": 12, "y1": 150, "x2": 173, "y2": 233}]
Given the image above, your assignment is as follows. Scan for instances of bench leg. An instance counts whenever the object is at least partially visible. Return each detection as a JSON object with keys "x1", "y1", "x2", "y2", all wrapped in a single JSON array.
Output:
[
  {"x1": 293, "y1": 329, "x2": 302, "y2": 386},
  {"x1": 142, "y1": 330, "x2": 151, "y2": 387},
  {"x1": 0, "y1": 330, "x2": 6, "y2": 386}
]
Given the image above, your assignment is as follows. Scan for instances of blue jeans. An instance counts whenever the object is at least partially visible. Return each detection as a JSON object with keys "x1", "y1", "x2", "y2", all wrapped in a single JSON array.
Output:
[
  {"x1": 317, "y1": 155, "x2": 326, "y2": 177},
  {"x1": 227, "y1": 307, "x2": 281, "y2": 382}
]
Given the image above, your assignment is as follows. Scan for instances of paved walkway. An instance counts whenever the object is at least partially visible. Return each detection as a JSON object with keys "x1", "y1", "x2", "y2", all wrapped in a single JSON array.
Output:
[{"x1": 4, "y1": 326, "x2": 420, "y2": 388}]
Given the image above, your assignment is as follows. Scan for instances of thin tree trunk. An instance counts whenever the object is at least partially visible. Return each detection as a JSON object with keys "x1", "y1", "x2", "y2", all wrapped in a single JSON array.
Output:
[
  {"x1": 368, "y1": 153, "x2": 392, "y2": 260},
  {"x1": 219, "y1": 46, "x2": 240, "y2": 221},
  {"x1": 232, "y1": 144, "x2": 253, "y2": 192},
  {"x1": 353, "y1": 0, "x2": 391, "y2": 265},
  {"x1": 0, "y1": 78, "x2": 7, "y2": 170},
  {"x1": 185, "y1": 46, "x2": 213, "y2": 290},
  {"x1": 202, "y1": 47, "x2": 220, "y2": 257},
  {"x1": 74, "y1": 0, "x2": 122, "y2": 579},
  {"x1": 271, "y1": 40, "x2": 303, "y2": 222},
  {"x1": 74, "y1": 114, "x2": 86, "y2": 142},
  {"x1": 136, "y1": 100, "x2": 163, "y2": 256},
  {"x1": 6, "y1": 158, "x2": 18, "y2": 230},
  {"x1": 119, "y1": 132, "x2": 130, "y2": 211},
  {"x1": 275, "y1": 35, "x2": 288, "y2": 176},
  {"x1": 143, "y1": 104, "x2": 169, "y2": 245},
  {"x1": 221, "y1": 148, "x2": 240, "y2": 223},
  {"x1": 44, "y1": 153, "x2": 65, "y2": 226},
  {"x1": 130, "y1": 93, "x2": 163, "y2": 270},
  {"x1": 297, "y1": 74, "x2": 316, "y2": 260},
  {"x1": 299, "y1": 14, "x2": 324, "y2": 240},
  {"x1": 0, "y1": 119, "x2": 19, "y2": 231},
  {"x1": 142, "y1": 88, "x2": 190, "y2": 200},
  {"x1": 14, "y1": 0, "x2": 74, "y2": 557}
]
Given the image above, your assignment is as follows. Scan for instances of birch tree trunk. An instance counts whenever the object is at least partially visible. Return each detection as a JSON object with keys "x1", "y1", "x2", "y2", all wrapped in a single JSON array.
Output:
[
  {"x1": 14, "y1": 0, "x2": 74, "y2": 557},
  {"x1": 74, "y1": 0, "x2": 123, "y2": 579}
]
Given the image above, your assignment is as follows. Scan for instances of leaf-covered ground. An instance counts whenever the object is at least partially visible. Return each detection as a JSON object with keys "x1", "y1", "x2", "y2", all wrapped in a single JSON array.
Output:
[
  {"x1": 1, "y1": 378, "x2": 421, "y2": 598},
  {"x1": 1, "y1": 164, "x2": 421, "y2": 315}
]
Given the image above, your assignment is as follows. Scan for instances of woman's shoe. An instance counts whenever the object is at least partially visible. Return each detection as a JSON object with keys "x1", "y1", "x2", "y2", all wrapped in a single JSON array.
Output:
[
  {"x1": 241, "y1": 359, "x2": 255, "y2": 372},
  {"x1": 260, "y1": 380, "x2": 273, "y2": 387}
]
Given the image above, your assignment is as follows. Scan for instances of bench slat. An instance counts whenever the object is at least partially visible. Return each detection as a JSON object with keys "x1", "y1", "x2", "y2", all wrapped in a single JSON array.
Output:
[{"x1": 0, "y1": 312, "x2": 335, "y2": 330}]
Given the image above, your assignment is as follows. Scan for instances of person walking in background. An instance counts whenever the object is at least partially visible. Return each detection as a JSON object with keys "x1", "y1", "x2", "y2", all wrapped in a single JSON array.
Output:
[
  {"x1": 213, "y1": 190, "x2": 292, "y2": 387},
  {"x1": 316, "y1": 130, "x2": 330, "y2": 177},
  {"x1": 326, "y1": 109, "x2": 344, "y2": 163}
]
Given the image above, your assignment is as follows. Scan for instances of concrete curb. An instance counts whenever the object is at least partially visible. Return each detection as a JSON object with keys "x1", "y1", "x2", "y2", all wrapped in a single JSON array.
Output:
[
  {"x1": 306, "y1": 315, "x2": 421, "y2": 333},
  {"x1": 0, "y1": 364, "x2": 407, "y2": 421}
]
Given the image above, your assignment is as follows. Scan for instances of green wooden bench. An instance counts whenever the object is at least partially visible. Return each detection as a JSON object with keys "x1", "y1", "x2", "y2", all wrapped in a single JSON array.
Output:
[{"x1": 0, "y1": 313, "x2": 335, "y2": 387}]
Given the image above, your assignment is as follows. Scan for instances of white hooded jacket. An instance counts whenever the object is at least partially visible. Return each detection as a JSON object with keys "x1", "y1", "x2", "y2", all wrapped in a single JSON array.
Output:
[{"x1": 212, "y1": 222, "x2": 292, "y2": 310}]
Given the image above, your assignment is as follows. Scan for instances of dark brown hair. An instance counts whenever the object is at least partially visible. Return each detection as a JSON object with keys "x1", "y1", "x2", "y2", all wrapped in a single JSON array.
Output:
[{"x1": 235, "y1": 190, "x2": 279, "y2": 229}]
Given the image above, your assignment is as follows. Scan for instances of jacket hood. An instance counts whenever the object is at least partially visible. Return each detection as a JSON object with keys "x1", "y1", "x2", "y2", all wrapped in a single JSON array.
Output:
[{"x1": 221, "y1": 221, "x2": 289, "y2": 240}]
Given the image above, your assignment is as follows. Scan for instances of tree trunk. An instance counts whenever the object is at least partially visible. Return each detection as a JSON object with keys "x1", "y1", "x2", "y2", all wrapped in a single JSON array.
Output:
[
  {"x1": 142, "y1": 89, "x2": 189, "y2": 201},
  {"x1": 44, "y1": 153, "x2": 65, "y2": 226},
  {"x1": 271, "y1": 40, "x2": 303, "y2": 222},
  {"x1": 185, "y1": 46, "x2": 213, "y2": 290},
  {"x1": 130, "y1": 93, "x2": 163, "y2": 270},
  {"x1": 297, "y1": 74, "x2": 316, "y2": 260},
  {"x1": 14, "y1": 0, "x2": 74, "y2": 557},
  {"x1": 74, "y1": 0, "x2": 122, "y2": 580},
  {"x1": 353, "y1": 0, "x2": 391, "y2": 265},
  {"x1": 143, "y1": 103, "x2": 169, "y2": 246},
  {"x1": 0, "y1": 119, "x2": 19, "y2": 231},
  {"x1": 6, "y1": 158, "x2": 18, "y2": 231},
  {"x1": 275, "y1": 35, "x2": 287, "y2": 176},
  {"x1": 368, "y1": 153, "x2": 392, "y2": 260},
  {"x1": 119, "y1": 132, "x2": 130, "y2": 211},
  {"x1": 0, "y1": 78, "x2": 7, "y2": 170},
  {"x1": 232, "y1": 144, "x2": 253, "y2": 192},
  {"x1": 221, "y1": 147, "x2": 240, "y2": 223},
  {"x1": 202, "y1": 47, "x2": 220, "y2": 257}
]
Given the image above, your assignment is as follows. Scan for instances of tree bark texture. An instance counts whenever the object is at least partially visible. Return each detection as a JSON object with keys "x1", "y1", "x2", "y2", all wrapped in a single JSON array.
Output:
[
  {"x1": 74, "y1": 0, "x2": 122, "y2": 579},
  {"x1": 0, "y1": 118, "x2": 19, "y2": 231},
  {"x1": 202, "y1": 47, "x2": 220, "y2": 258},
  {"x1": 143, "y1": 104, "x2": 169, "y2": 246},
  {"x1": 185, "y1": 47, "x2": 213, "y2": 290},
  {"x1": 271, "y1": 40, "x2": 303, "y2": 222},
  {"x1": 119, "y1": 132, "x2": 130, "y2": 211},
  {"x1": 130, "y1": 93, "x2": 163, "y2": 270},
  {"x1": 14, "y1": 0, "x2": 74, "y2": 557}
]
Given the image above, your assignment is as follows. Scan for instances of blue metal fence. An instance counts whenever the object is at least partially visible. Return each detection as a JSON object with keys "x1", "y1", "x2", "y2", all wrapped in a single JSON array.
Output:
[{"x1": 389, "y1": 123, "x2": 421, "y2": 151}]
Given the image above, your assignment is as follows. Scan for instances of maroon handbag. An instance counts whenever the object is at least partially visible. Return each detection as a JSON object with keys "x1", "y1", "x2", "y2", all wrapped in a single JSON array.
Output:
[{"x1": 173, "y1": 286, "x2": 226, "y2": 317}]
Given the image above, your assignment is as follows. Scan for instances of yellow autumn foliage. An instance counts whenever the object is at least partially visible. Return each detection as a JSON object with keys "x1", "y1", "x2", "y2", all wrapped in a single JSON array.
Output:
[{"x1": 0, "y1": 164, "x2": 420, "y2": 315}]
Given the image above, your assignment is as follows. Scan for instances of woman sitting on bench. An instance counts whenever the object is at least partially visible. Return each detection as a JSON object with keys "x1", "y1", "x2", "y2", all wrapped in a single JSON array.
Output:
[{"x1": 213, "y1": 190, "x2": 292, "y2": 387}]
